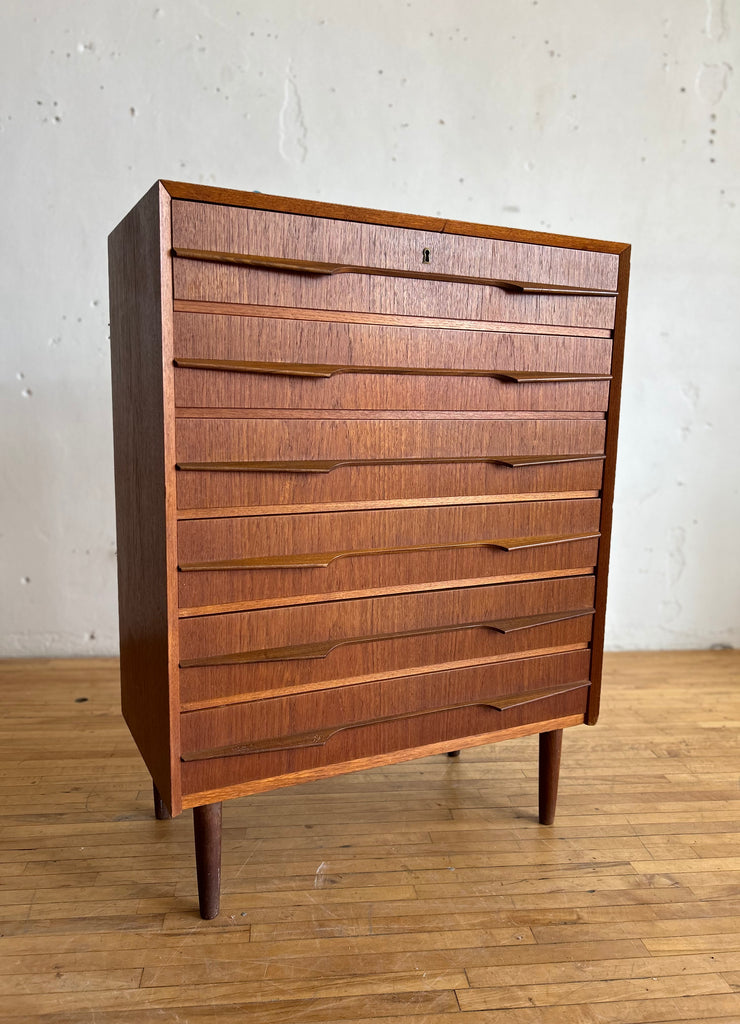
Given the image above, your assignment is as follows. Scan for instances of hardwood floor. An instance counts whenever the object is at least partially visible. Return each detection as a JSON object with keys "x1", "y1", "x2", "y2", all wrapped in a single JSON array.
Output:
[{"x1": 0, "y1": 651, "x2": 738, "y2": 1022}]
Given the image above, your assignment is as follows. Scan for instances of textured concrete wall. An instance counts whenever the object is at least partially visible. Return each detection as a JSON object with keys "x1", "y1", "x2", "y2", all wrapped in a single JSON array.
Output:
[{"x1": 1, "y1": 0, "x2": 738, "y2": 655}]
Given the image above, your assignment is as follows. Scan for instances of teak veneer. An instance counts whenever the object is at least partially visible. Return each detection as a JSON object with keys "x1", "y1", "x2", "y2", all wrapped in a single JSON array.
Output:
[{"x1": 108, "y1": 181, "x2": 629, "y2": 918}]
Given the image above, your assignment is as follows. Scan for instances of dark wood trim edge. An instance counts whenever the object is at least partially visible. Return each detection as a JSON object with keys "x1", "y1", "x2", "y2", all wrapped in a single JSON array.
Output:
[
  {"x1": 160, "y1": 180, "x2": 629, "y2": 255},
  {"x1": 587, "y1": 244, "x2": 631, "y2": 724}
]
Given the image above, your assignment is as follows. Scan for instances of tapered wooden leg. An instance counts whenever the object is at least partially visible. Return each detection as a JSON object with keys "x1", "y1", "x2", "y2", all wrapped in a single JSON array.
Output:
[
  {"x1": 447, "y1": 750, "x2": 461, "y2": 757},
  {"x1": 538, "y1": 729, "x2": 563, "y2": 825},
  {"x1": 193, "y1": 802, "x2": 222, "y2": 919},
  {"x1": 153, "y1": 782, "x2": 171, "y2": 820}
]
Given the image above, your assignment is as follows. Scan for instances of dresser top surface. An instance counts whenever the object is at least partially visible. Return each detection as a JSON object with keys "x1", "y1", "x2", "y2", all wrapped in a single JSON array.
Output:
[{"x1": 158, "y1": 179, "x2": 630, "y2": 257}]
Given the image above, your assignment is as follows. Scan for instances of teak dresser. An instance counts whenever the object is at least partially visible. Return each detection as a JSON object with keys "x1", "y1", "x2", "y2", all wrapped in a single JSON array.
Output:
[{"x1": 108, "y1": 181, "x2": 629, "y2": 918}]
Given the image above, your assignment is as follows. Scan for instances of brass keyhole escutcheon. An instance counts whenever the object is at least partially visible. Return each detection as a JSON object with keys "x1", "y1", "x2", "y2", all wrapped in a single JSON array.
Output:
[{"x1": 422, "y1": 248, "x2": 431, "y2": 263}]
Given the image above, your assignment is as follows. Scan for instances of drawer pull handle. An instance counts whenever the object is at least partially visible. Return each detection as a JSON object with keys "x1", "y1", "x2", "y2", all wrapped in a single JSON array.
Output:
[
  {"x1": 179, "y1": 532, "x2": 600, "y2": 572},
  {"x1": 180, "y1": 681, "x2": 591, "y2": 760},
  {"x1": 173, "y1": 357, "x2": 612, "y2": 384},
  {"x1": 179, "y1": 607, "x2": 595, "y2": 668},
  {"x1": 176, "y1": 454, "x2": 606, "y2": 474},
  {"x1": 173, "y1": 247, "x2": 618, "y2": 297}
]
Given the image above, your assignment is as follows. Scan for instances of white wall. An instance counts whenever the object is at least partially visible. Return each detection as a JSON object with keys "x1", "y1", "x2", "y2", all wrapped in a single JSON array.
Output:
[{"x1": 1, "y1": 0, "x2": 738, "y2": 655}]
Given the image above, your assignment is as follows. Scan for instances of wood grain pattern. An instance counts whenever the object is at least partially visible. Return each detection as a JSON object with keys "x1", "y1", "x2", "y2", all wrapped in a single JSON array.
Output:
[
  {"x1": 181, "y1": 670, "x2": 591, "y2": 761},
  {"x1": 184, "y1": 651, "x2": 589, "y2": 757},
  {"x1": 110, "y1": 181, "x2": 627, "y2": 920},
  {"x1": 108, "y1": 182, "x2": 181, "y2": 816},
  {"x1": 178, "y1": 576, "x2": 596, "y2": 709},
  {"x1": 178, "y1": 453, "x2": 606, "y2": 473},
  {"x1": 172, "y1": 246, "x2": 618, "y2": 296},
  {"x1": 175, "y1": 416, "x2": 607, "y2": 465},
  {"x1": 184, "y1": 687, "x2": 586, "y2": 762},
  {"x1": 176, "y1": 458, "x2": 605, "y2": 513},
  {"x1": 181, "y1": 713, "x2": 587, "y2": 807},
  {"x1": 179, "y1": 576, "x2": 596, "y2": 664},
  {"x1": 173, "y1": 257, "x2": 617, "y2": 330},
  {"x1": 173, "y1": 356, "x2": 611, "y2": 413},
  {"x1": 3, "y1": 652, "x2": 736, "y2": 1022},
  {"x1": 180, "y1": 499, "x2": 600, "y2": 564},
  {"x1": 176, "y1": 499, "x2": 600, "y2": 611},
  {"x1": 180, "y1": 686, "x2": 590, "y2": 797},
  {"x1": 179, "y1": 655, "x2": 591, "y2": 795},
  {"x1": 174, "y1": 297, "x2": 614, "y2": 337},
  {"x1": 173, "y1": 313, "x2": 614, "y2": 368},
  {"x1": 168, "y1": 193, "x2": 623, "y2": 282},
  {"x1": 179, "y1": 534, "x2": 600, "y2": 571},
  {"x1": 173, "y1": 356, "x2": 612, "y2": 381},
  {"x1": 180, "y1": 609, "x2": 595, "y2": 669},
  {"x1": 182, "y1": 629, "x2": 594, "y2": 710},
  {"x1": 164, "y1": 179, "x2": 631, "y2": 251},
  {"x1": 587, "y1": 246, "x2": 631, "y2": 725}
]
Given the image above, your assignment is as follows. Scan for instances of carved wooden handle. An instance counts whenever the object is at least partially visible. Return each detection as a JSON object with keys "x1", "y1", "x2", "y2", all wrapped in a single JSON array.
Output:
[
  {"x1": 179, "y1": 533, "x2": 600, "y2": 572},
  {"x1": 180, "y1": 681, "x2": 591, "y2": 761},
  {"x1": 173, "y1": 248, "x2": 618, "y2": 297},
  {"x1": 176, "y1": 453, "x2": 606, "y2": 474},
  {"x1": 178, "y1": 607, "x2": 595, "y2": 668},
  {"x1": 173, "y1": 357, "x2": 611, "y2": 384}
]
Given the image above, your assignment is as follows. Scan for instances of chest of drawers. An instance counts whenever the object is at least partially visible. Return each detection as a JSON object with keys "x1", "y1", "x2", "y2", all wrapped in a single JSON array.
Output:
[{"x1": 108, "y1": 181, "x2": 629, "y2": 918}]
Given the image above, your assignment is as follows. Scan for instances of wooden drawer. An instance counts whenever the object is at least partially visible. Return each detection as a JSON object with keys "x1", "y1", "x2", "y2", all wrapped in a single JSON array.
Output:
[
  {"x1": 173, "y1": 307, "x2": 611, "y2": 414},
  {"x1": 173, "y1": 258, "x2": 616, "y2": 331},
  {"x1": 173, "y1": 312, "x2": 612, "y2": 412},
  {"x1": 182, "y1": 648, "x2": 591, "y2": 755},
  {"x1": 175, "y1": 365, "x2": 610, "y2": 414},
  {"x1": 171, "y1": 200, "x2": 620, "y2": 293},
  {"x1": 176, "y1": 453, "x2": 604, "y2": 513},
  {"x1": 177, "y1": 498, "x2": 601, "y2": 612},
  {"x1": 178, "y1": 575, "x2": 596, "y2": 708},
  {"x1": 175, "y1": 414, "x2": 607, "y2": 465},
  {"x1": 180, "y1": 651, "x2": 591, "y2": 797},
  {"x1": 173, "y1": 313, "x2": 614, "y2": 377}
]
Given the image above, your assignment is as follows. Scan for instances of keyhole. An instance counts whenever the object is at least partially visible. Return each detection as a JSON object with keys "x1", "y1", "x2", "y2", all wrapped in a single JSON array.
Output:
[{"x1": 422, "y1": 248, "x2": 430, "y2": 263}]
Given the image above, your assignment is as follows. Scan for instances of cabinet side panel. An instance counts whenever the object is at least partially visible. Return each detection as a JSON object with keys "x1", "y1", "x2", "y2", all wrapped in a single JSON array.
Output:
[
  {"x1": 109, "y1": 184, "x2": 178, "y2": 811},
  {"x1": 587, "y1": 246, "x2": 631, "y2": 724}
]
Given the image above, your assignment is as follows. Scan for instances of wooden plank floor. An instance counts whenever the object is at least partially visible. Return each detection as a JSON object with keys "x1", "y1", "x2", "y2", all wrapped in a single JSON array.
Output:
[{"x1": 0, "y1": 652, "x2": 739, "y2": 1023}]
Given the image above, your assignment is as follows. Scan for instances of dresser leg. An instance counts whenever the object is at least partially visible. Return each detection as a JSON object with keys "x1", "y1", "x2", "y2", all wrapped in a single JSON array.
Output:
[
  {"x1": 447, "y1": 750, "x2": 461, "y2": 757},
  {"x1": 153, "y1": 783, "x2": 171, "y2": 820},
  {"x1": 538, "y1": 729, "x2": 563, "y2": 825},
  {"x1": 193, "y1": 802, "x2": 222, "y2": 919}
]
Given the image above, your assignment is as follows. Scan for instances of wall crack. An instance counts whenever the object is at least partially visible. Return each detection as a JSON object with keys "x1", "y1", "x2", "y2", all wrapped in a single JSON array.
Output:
[{"x1": 279, "y1": 61, "x2": 308, "y2": 163}]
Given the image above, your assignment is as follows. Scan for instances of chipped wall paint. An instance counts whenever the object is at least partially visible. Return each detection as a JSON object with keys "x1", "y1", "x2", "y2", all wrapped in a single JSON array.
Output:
[{"x1": 0, "y1": 0, "x2": 738, "y2": 654}]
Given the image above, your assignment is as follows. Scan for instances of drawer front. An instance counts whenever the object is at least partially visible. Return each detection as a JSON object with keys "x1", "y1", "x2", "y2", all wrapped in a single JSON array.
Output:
[
  {"x1": 174, "y1": 312, "x2": 612, "y2": 412},
  {"x1": 173, "y1": 258, "x2": 616, "y2": 331},
  {"x1": 174, "y1": 313, "x2": 614, "y2": 375},
  {"x1": 178, "y1": 575, "x2": 596, "y2": 708},
  {"x1": 168, "y1": 201, "x2": 621, "y2": 801},
  {"x1": 182, "y1": 649, "x2": 591, "y2": 754},
  {"x1": 177, "y1": 499, "x2": 601, "y2": 611},
  {"x1": 175, "y1": 366, "x2": 609, "y2": 416},
  {"x1": 175, "y1": 416, "x2": 607, "y2": 465},
  {"x1": 171, "y1": 200, "x2": 620, "y2": 293},
  {"x1": 180, "y1": 653, "x2": 591, "y2": 796},
  {"x1": 176, "y1": 456, "x2": 604, "y2": 513}
]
